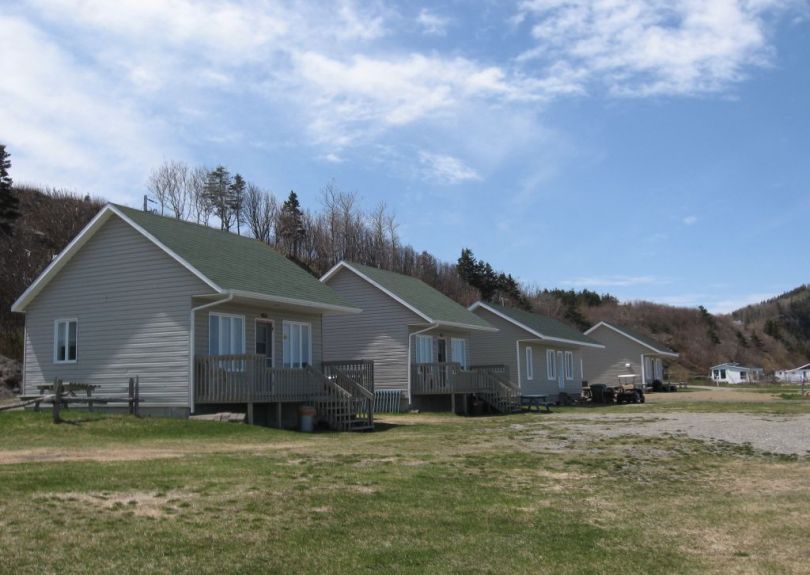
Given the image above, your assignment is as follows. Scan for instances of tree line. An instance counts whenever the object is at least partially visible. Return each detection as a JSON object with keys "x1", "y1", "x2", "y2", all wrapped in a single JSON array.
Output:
[{"x1": 3, "y1": 149, "x2": 808, "y2": 371}]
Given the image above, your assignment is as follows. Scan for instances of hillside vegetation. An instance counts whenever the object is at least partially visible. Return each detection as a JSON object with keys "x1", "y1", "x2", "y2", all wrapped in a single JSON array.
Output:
[{"x1": 1, "y1": 171, "x2": 807, "y2": 375}]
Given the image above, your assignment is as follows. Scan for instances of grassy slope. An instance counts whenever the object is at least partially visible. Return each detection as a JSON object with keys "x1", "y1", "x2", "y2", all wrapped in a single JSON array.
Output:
[{"x1": 0, "y1": 404, "x2": 808, "y2": 574}]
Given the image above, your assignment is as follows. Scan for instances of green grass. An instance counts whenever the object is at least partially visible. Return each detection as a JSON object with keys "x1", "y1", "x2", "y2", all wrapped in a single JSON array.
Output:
[{"x1": 0, "y1": 410, "x2": 808, "y2": 574}]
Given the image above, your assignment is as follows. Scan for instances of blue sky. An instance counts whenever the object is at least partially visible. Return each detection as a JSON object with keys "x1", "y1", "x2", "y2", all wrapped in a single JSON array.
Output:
[{"x1": 2, "y1": 0, "x2": 809, "y2": 313}]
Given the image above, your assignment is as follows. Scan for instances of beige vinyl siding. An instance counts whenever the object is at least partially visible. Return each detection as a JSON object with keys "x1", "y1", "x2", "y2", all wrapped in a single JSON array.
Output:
[
  {"x1": 468, "y1": 307, "x2": 522, "y2": 382},
  {"x1": 194, "y1": 302, "x2": 323, "y2": 367},
  {"x1": 22, "y1": 216, "x2": 211, "y2": 408},
  {"x1": 470, "y1": 307, "x2": 585, "y2": 398},
  {"x1": 323, "y1": 268, "x2": 424, "y2": 390},
  {"x1": 580, "y1": 324, "x2": 645, "y2": 385}
]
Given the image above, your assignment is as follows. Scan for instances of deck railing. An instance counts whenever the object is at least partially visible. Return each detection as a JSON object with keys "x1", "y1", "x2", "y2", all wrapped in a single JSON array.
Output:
[
  {"x1": 411, "y1": 362, "x2": 492, "y2": 395},
  {"x1": 194, "y1": 355, "x2": 374, "y2": 430},
  {"x1": 411, "y1": 363, "x2": 520, "y2": 414}
]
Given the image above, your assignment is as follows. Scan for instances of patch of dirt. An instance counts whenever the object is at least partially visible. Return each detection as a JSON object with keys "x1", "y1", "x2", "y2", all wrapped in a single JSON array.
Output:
[
  {"x1": 0, "y1": 440, "x2": 313, "y2": 465},
  {"x1": 40, "y1": 490, "x2": 193, "y2": 518},
  {"x1": 647, "y1": 387, "x2": 778, "y2": 403}
]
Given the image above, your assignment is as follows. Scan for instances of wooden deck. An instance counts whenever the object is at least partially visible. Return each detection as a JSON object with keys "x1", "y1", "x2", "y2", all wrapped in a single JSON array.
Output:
[
  {"x1": 411, "y1": 363, "x2": 520, "y2": 414},
  {"x1": 194, "y1": 355, "x2": 374, "y2": 430}
]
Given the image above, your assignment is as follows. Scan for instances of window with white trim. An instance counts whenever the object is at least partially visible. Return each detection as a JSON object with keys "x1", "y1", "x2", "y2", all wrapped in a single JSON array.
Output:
[
  {"x1": 54, "y1": 319, "x2": 77, "y2": 363},
  {"x1": 565, "y1": 351, "x2": 574, "y2": 380},
  {"x1": 451, "y1": 337, "x2": 467, "y2": 369},
  {"x1": 415, "y1": 335, "x2": 433, "y2": 364},
  {"x1": 546, "y1": 349, "x2": 556, "y2": 380},
  {"x1": 283, "y1": 321, "x2": 312, "y2": 368},
  {"x1": 525, "y1": 346, "x2": 534, "y2": 380},
  {"x1": 209, "y1": 313, "x2": 245, "y2": 355}
]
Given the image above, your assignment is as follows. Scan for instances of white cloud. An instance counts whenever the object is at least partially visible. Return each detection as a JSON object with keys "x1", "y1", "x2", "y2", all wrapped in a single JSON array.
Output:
[
  {"x1": 656, "y1": 292, "x2": 778, "y2": 314},
  {"x1": 418, "y1": 151, "x2": 481, "y2": 184},
  {"x1": 562, "y1": 275, "x2": 669, "y2": 287},
  {"x1": 0, "y1": 15, "x2": 172, "y2": 200},
  {"x1": 683, "y1": 214, "x2": 698, "y2": 225},
  {"x1": 417, "y1": 8, "x2": 450, "y2": 36},
  {"x1": 515, "y1": 0, "x2": 793, "y2": 96}
]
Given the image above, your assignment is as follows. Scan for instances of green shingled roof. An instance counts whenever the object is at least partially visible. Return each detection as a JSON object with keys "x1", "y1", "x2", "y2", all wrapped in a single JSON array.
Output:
[
  {"x1": 598, "y1": 322, "x2": 677, "y2": 355},
  {"x1": 114, "y1": 205, "x2": 355, "y2": 310},
  {"x1": 481, "y1": 302, "x2": 601, "y2": 347},
  {"x1": 341, "y1": 262, "x2": 493, "y2": 330}
]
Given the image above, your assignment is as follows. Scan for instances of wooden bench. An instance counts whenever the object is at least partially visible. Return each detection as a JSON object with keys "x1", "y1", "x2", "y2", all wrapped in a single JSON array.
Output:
[
  {"x1": 521, "y1": 395, "x2": 553, "y2": 413},
  {"x1": 34, "y1": 383, "x2": 99, "y2": 411}
]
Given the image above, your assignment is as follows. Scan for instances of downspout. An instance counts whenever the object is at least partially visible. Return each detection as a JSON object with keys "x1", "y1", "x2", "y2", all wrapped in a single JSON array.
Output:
[
  {"x1": 188, "y1": 293, "x2": 234, "y2": 414},
  {"x1": 407, "y1": 324, "x2": 438, "y2": 405}
]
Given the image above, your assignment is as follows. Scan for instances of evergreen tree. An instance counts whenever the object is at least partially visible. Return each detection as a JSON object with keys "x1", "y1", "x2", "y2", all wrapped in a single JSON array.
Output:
[
  {"x1": 279, "y1": 191, "x2": 305, "y2": 258},
  {"x1": 0, "y1": 144, "x2": 20, "y2": 236},
  {"x1": 203, "y1": 166, "x2": 233, "y2": 230},
  {"x1": 228, "y1": 173, "x2": 246, "y2": 235}
]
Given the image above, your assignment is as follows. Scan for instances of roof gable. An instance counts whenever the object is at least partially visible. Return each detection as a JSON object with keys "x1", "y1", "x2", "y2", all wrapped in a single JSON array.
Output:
[
  {"x1": 321, "y1": 261, "x2": 495, "y2": 331},
  {"x1": 585, "y1": 321, "x2": 679, "y2": 357},
  {"x1": 13, "y1": 204, "x2": 357, "y2": 314},
  {"x1": 470, "y1": 302, "x2": 604, "y2": 348}
]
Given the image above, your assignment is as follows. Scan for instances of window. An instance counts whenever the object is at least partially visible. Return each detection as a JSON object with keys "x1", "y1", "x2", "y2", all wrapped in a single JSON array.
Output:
[
  {"x1": 54, "y1": 319, "x2": 77, "y2": 363},
  {"x1": 720, "y1": 369, "x2": 726, "y2": 379},
  {"x1": 713, "y1": 369, "x2": 719, "y2": 379},
  {"x1": 565, "y1": 351, "x2": 574, "y2": 380},
  {"x1": 546, "y1": 349, "x2": 556, "y2": 380},
  {"x1": 415, "y1": 335, "x2": 433, "y2": 364},
  {"x1": 209, "y1": 313, "x2": 245, "y2": 355},
  {"x1": 526, "y1": 346, "x2": 534, "y2": 380},
  {"x1": 283, "y1": 321, "x2": 312, "y2": 368},
  {"x1": 451, "y1": 338, "x2": 467, "y2": 368},
  {"x1": 740, "y1": 371, "x2": 747, "y2": 380}
]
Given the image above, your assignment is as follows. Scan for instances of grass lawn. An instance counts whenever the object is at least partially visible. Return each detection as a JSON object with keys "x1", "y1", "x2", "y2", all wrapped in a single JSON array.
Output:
[{"x1": 0, "y1": 402, "x2": 808, "y2": 574}]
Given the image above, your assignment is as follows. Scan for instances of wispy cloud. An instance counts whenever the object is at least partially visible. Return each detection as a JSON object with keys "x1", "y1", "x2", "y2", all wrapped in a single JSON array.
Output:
[
  {"x1": 561, "y1": 275, "x2": 669, "y2": 287},
  {"x1": 514, "y1": 0, "x2": 792, "y2": 96},
  {"x1": 418, "y1": 151, "x2": 481, "y2": 184},
  {"x1": 417, "y1": 8, "x2": 451, "y2": 36},
  {"x1": 656, "y1": 292, "x2": 778, "y2": 314},
  {"x1": 683, "y1": 214, "x2": 698, "y2": 225}
]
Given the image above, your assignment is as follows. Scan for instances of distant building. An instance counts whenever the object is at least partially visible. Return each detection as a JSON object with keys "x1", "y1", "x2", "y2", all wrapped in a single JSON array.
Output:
[
  {"x1": 710, "y1": 362, "x2": 764, "y2": 384},
  {"x1": 775, "y1": 363, "x2": 810, "y2": 383}
]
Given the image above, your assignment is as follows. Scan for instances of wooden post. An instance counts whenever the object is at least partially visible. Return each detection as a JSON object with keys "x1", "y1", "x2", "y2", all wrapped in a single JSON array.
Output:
[
  {"x1": 276, "y1": 402, "x2": 282, "y2": 429},
  {"x1": 128, "y1": 378, "x2": 135, "y2": 415},
  {"x1": 247, "y1": 402, "x2": 254, "y2": 425},
  {"x1": 451, "y1": 393, "x2": 456, "y2": 415},
  {"x1": 134, "y1": 376, "x2": 140, "y2": 417},
  {"x1": 463, "y1": 393, "x2": 469, "y2": 416},
  {"x1": 52, "y1": 378, "x2": 63, "y2": 424}
]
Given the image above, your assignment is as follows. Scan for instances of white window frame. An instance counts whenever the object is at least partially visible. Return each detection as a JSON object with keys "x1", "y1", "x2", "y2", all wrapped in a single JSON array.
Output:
[
  {"x1": 53, "y1": 319, "x2": 78, "y2": 364},
  {"x1": 565, "y1": 351, "x2": 574, "y2": 380},
  {"x1": 526, "y1": 346, "x2": 534, "y2": 380},
  {"x1": 255, "y1": 319, "x2": 274, "y2": 368},
  {"x1": 415, "y1": 335, "x2": 433, "y2": 364},
  {"x1": 451, "y1": 337, "x2": 467, "y2": 369},
  {"x1": 546, "y1": 349, "x2": 556, "y2": 380},
  {"x1": 283, "y1": 321, "x2": 312, "y2": 368},
  {"x1": 209, "y1": 312, "x2": 246, "y2": 356}
]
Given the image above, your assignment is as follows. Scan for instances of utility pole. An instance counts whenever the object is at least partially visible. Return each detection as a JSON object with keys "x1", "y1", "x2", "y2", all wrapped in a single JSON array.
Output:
[{"x1": 143, "y1": 195, "x2": 156, "y2": 213}]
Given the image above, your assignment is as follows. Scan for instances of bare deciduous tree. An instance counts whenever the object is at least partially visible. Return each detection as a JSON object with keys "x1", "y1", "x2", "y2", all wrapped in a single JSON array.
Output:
[{"x1": 244, "y1": 183, "x2": 276, "y2": 243}]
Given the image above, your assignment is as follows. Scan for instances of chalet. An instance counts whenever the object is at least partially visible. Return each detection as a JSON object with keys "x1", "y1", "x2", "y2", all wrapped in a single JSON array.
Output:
[
  {"x1": 321, "y1": 261, "x2": 519, "y2": 413},
  {"x1": 467, "y1": 302, "x2": 604, "y2": 402},
  {"x1": 710, "y1": 363, "x2": 764, "y2": 384},
  {"x1": 775, "y1": 363, "x2": 810, "y2": 383},
  {"x1": 581, "y1": 322, "x2": 679, "y2": 387},
  {"x1": 12, "y1": 205, "x2": 374, "y2": 429}
]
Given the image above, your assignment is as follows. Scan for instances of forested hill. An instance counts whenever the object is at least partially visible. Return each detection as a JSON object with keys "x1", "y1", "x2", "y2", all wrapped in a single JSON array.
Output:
[{"x1": 1, "y1": 182, "x2": 807, "y2": 374}]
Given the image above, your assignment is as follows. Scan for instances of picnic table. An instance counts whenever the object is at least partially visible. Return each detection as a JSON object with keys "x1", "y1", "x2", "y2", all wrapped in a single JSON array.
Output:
[
  {"x1": 521, "y1": 394, "x2": 553, "y2": 413},
  {"x1": 26, "y1": 382, "x2": 100, "y2": 411}
]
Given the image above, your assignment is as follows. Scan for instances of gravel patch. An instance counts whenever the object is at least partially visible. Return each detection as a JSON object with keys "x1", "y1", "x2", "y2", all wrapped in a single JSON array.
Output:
[{"x1": 550, "y1": 412, "x2": 810, "y2": 455}]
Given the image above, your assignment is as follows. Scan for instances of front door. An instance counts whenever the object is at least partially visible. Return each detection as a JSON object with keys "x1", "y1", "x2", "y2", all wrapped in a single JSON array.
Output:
[
  {"x1": 437, "y1": 338, "x2": 447, "y2": 364},
  {"x1": 557, "y1": 351, "x2": 565, "y2": 391},
  {"x1": 255, "y1": 320, "x2": 273, "y2": 368}
]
